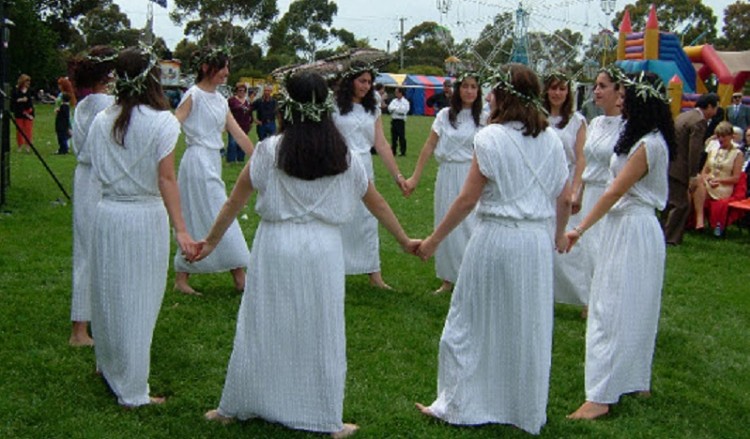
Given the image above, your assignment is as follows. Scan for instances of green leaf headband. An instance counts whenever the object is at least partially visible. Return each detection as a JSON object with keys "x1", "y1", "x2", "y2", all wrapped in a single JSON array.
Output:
[
  {"x1": 113, "y1": 45, "x2": 160, "y2": 99},
  {"x1": 278, "y1": 88, "x2": 335, "y2": 123},
  {"x1": 543, "y1": 70, "x2": 569, "y2": 84},
  {"x1": 622, "y1": 71, "x2": 670, "y2": 104},
  {"x1": 342, "y1": 63, "x2": 379, "y2": 81},
  {"x1": 599, "y1": 64, "x2": 625, "y2": 83},
  {"x1": 455, "y1": 70, "x2": 481, "y2": 84},
  {"x1": 192, "y1": 46, "x2": 231, "y2": 67},
  {"x1": 484, "y1": 68, "x2": 548, "y2": 115}
]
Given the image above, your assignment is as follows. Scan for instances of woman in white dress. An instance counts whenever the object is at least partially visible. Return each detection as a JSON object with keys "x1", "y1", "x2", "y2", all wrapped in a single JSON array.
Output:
[
  {"x1": 89, "y1": 47, "x2": 198, "y2": 407},
  {"x1": 173, "y1": 48, "x2": 253, "y2": 295},
  {"x1": 405, "y1": 72, "x2": 483, "y2": 294},
  {"x1": 560, "y1": 68, "x2": 625, "y2": 315},
  {"x1": 332, "y1": 62, "x2": 409, "y2": 289},
  {"x1": 415, "y1": 64, "x2": 571, "y2": 435},
  {"x1": 543, "y1": 72, "x2": 589, "y2": 307},
  {"x1": 565, "y1": 72, "x2": 676, "y2": 420},
  {"x1": 68, "y1": 45, "x2": 117, "y2": 347},
  {"x1": 197, "y1": 72, "x2": 417, "y2": 437}
]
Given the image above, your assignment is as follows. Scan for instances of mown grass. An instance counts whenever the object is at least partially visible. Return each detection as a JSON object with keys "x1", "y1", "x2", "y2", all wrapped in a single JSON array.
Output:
[{"x1": 1, "y1": 105, "x2": 749, "y2": 438}]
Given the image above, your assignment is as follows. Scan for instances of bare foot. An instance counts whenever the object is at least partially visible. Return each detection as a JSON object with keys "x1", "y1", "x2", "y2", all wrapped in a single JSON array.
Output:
[
  {"x1": 69, "y1": 334, "x2": 95, "y2": 347},
  {"x1": 231, "y1": 268, "x2": 246, "y2": 292},
  {"x1": 205, "y1": 409, "x2": 234, "y2": 424},
  {"x1": 331, "y1": 423, "x2": 359, "y2": 439},
  {"x1": 149, "y1": 396, "x2": 166, "y2": 405},
  {"x1": 432, "y1": 281, "x2": 453, "y2": 295},
  {"x1": 580, "y1": 306, "x2": 589, "y2": 320},
  {"x1": 368, "y1": 272, "x2": 392, "y2": 290},
  {"x1": 567, "y1": 401, "x2": 609, "y2": 420},
  {"x1": 415, "y1": 402, "x2": 436, "y2": 418}
]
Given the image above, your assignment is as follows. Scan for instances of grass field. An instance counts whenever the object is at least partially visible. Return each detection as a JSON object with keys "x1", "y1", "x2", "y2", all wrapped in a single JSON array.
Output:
[{"x1": 1, "y1": 104, "x2": 749, "y2": 438}]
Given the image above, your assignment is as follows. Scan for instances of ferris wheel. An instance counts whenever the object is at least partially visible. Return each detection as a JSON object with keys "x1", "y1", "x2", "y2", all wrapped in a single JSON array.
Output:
[{"x1": 435, "y1": 0, "x2": 621, "y2": 79}]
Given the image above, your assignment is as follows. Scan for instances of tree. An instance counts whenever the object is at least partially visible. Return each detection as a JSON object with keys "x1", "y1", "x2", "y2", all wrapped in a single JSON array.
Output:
[
  {"x1": 460, "y1": 13, "x2": 514, "y2": 71},
  {"x1": 77, "y1": 2, "x2": 135, "y2": 48},
  {"x1": 717, "y1": 1, "x2": 750, "y2": 51},
  {"x1": 613, "y1": 0, "x2": 717, "y2": 46},
  {"x1": 400, "y1": 21, "x2": 452, "y2": 72},
  {"x1": 35, "y1": 0, "x2": 103, "y2": 49},
  {"x1": 170, "y1": 0, "x2": 278, "y2": 46},
  {"x1": 267, "y1": 0, "x2": 338, "y2": 62}
]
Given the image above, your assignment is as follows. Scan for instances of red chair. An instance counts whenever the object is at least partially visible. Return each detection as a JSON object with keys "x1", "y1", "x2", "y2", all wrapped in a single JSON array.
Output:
[{"x1": 704, "y1": 172, "x2": 748, "y2": 231}]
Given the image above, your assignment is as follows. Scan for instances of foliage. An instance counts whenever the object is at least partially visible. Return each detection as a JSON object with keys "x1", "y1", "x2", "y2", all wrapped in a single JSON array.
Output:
[
  {"x1": 715, "y1": 1, "x2": 750, "y2": 51},
  {"x1": 527, "y1": 28, "x2": 584, "y2": 75},
  {"x1": 170, "y1": 0, "x2": 278, "y2": 45},
  {"x1": 613, "y1": 0, "x2": 717, "y2": 46},
  {"x1": 1, "y1": 107, "x2": 749, "y2": 439},
  {"x1": 401, "y1": 21, "x2": 452, "y2": 73},
  {"x1": 266, "y1": 0, "x2": 338, "y2": 62},
  {"x1": 6, "y1": 0, "x2": 65, "y2": 90},
  {"x1": 396, "y1": 64, "x2": 444, "y2": 76},
  {"x1": 459, "y1": 13, "x2": 514, "y2": 71},
  {"x1": 77, "y1": 2, "x2": 137, "y2": 49}
]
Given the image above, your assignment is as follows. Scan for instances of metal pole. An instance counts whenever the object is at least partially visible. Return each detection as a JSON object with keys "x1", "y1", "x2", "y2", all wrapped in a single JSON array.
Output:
[{"x1": 399, "y1": 17, "x2": 405, "y2": 70}]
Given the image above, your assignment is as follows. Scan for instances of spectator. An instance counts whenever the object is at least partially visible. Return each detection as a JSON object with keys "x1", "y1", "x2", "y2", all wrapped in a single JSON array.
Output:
[
  {"x1": 11, "y1": 74, "x2": 34, "y2": 153},
  {"x1": 54, "y1": 93, "x2": 72, "y2": 155},
  {"x1": 253, "y1": 85, "x2": 278, "y2": 140},
  {"x1": 227, "y1": 82, "x2": 254, "y2": 163},
  {"x1": 387, "y1": 87, "x2": 409, "y2": 156},
  {"x1": 426, "y1": 79, "x2": 453, "y2": 112},
  {"x1": 727, "y1": 92, "x2": 750, "y2": 134}
]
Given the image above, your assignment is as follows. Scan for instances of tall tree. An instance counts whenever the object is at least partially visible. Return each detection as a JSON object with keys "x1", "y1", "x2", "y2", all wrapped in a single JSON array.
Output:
[
  {"x1": 35, "y1": 0, "x2": 103, "y2": 49},
  {"x1": 613, "y1": 0, "x2": 717, "y2": 46},
  {"x1": 717, "y1": 1, "x2": 750, "y2": 51},
  {"x1": 170, "y1": 0, "x2": 278, "y2": 46},
  {"x1": 400, "y1": 21, "x2": 452, "y2": 71},
  {"x1": 77, "y1": 2, "x2": 135, "y2": 48},
  {"x1": 267, "y1": 0, "x2": 338, "y2": 62},
  {"x1": 7, "y1": 0, "x2": 65, "y2": 89}
]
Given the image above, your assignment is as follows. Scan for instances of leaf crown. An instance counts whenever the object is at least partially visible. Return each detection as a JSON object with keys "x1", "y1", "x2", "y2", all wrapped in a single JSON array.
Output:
[
  {"x1": 113, "y1": 45, "x2": 160, "y2": 99},
  {"x1": 623, "y1": 71, "x2": 670, "y2": 104},
  {"x1": 278, "y1": 87, "x2": 335, "y2": 123},
  {"x1": 484, "y1": 67, "x2": 548, "y2": 115}
]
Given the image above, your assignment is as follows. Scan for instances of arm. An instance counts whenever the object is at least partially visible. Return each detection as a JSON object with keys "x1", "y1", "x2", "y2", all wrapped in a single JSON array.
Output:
[
  {"x1": 372, "y1": 117, "x2": 408, "y2": 194},
  {"x1": 565, "y1": 144, "x2": 649, "y2": 251},
  {"x1": 417, "y1": 156, "x2": 486, "y2": 260},
  {"x1": 194, "y1": 161, "x2": 255, "y2": 261},
  {"x1": 226, "y1": 112, "x2": 254, "y2": 155},
  {"x1": 158, "y1": 152, "x2": 198, "y2": 260},
  {"x1": 570, "y1": 122, "x2": 587, "y2": 214},
  {"x1": 554, "y1": 181, "x2": 572, "y2": 252},
  {"x1": 174, "y1": 94, "x2": 193, "y2": 123},
  {"x1": 405, "y1": 130, "x2": 439, "y2": 195},
  {"x1": 361, "y1": 182, "x2": 419, "y2": 254},
  {"x1": 710, "y1": 153, "x2": 744, "y2": 187}
]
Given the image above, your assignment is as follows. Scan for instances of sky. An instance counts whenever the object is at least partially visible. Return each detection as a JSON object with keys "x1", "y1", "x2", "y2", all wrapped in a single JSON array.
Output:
[{"x1": 116, "y1": 0, "x2": 738, "y2": 53}]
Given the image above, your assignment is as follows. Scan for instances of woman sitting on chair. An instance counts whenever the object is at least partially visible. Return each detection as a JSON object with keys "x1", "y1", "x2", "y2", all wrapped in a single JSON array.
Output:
[{"x1": 692, "y1": 121, "x2": 744, "y2": 231}]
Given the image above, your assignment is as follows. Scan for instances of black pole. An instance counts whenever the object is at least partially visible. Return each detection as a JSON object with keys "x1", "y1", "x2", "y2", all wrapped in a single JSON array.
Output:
[{"x1": 0, "y1": 3, "x2": 9, "y2": 206}]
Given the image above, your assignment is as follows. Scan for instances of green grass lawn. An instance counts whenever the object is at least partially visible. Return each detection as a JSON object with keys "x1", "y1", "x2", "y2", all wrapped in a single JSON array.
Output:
[{"x1": 1, "y1": 105, "x2": 749, "y2": 438}]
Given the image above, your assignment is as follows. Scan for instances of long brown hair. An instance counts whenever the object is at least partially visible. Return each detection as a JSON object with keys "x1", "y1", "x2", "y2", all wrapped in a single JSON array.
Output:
[
  {"x1": 488, "y1": 64, "x2": 548, "y2": 137},
  {"x1": 112, "y1": 47, "x2": 169, "y2": 146}
]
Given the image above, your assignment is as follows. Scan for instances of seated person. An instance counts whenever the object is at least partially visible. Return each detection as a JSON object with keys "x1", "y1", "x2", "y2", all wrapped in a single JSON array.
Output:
[{"x1": 692, "y1": 121, "x2": 745, "y2": 231}]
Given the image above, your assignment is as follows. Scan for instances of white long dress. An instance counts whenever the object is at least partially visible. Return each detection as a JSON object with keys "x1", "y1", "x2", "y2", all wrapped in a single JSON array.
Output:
[
  {"x1": 425, "y1": 122, "x2": 568, "y2": 435},
  {"x1": 432, "y1": 108, "x2": 480, "y2": 283},
  {"x1": 553, "y1": 114, "x2": 624, "y2": 305},
  {"x1": 173, "y1": 86, "x2": 249, "y2": 273},
  {"x1": 216, "y1": 136, "x2": 369, "y2": 433},
  {"x1": 89, "y1": 106, "x2": 181, "y2": 406},
  {"x1": 585, "y1": 132, "x2": 668, "y2": 404},
  {"x1": 70, "y1": 93, "x2": 114, "y2": 323},
  {"x1": 332, "y1": 103, "x2": 380, "y2": 274}
]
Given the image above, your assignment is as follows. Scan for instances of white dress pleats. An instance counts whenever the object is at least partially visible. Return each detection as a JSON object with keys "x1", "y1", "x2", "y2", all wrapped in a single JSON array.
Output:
[
  {"x1": 585, "y1": 133, "x2": 668, "y2": 404},
  {"x1": 426, "y1": 122, "x2": 568, "y2": 435},
  {"x1": 70, "y1": 93, "x2": 114, "y2": 322},
  {"x1": 216, "y1": 137, "x2": 369, "y2": 433},
  {"x1": 174, "y1": 86, "x2": 249, "y2": 273},
  {"x1": 89, "y1": 105, "x2": 181, "y2": 406}
]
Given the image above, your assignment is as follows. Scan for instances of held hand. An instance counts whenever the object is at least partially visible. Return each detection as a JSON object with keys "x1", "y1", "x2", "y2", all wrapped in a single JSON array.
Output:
[
  {"x1": 564, "y1": 230, "x2": 581, "y2": 252},
  {"x1": 708, "y1": 178, "x2": 719, "y2": 188},
  {"x1": 416, "y1": 236, "x2": 438, "y2": 261},
  {"x1": 402, "y1": 239, "x2": 421, "y2": 255},
  {"x1": 570, "y1": 193, "x2": 582, "y2": 215},
  {"x1": 176, "y1": 232, "x2": 199, "y2": 261},
  {"x1": 555, "y1": 234, "x2": 569, "y2": 254},
  {"x1": 403, "y1": 177, "x2": 417, "y2": 197},
  {"x1": 397, "y1": 177, "x2": 410, "y2": 197},
  {"x1": 192, "y1": 239, "x2": 217, "y2": 262}
]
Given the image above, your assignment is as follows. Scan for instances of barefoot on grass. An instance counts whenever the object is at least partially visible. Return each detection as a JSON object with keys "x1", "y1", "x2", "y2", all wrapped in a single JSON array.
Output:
[
  {"x1": 567, "y1": 401, "x2": 609, "y2": 420},
  {"x1": 331, "y1": 423, "x2": 359, "y2": 439},
  {"x1": 174, "y1": 282, "x2": 202, "y2": 296},
  {"x1": 69, "y1": 322, "x2": 95, "y2": 347},
  {"x1": 231, "y1": 268, "x2": 246, "y2": 292},
  {"x1": 415, "y1": 403, "x2": 436, "y2": 418},
  {"x1": 205, "y1": 409, "x2": 234, "y2": 424},
  {"x1": 432, "y1": 281, "x2": 453, "y2": 295},
  {"x1": 149, "y1": 396, "x2": 166, "y2": 405},
  {"x1": 368, "y1": 272, "x2": 392, "y2": 290}
]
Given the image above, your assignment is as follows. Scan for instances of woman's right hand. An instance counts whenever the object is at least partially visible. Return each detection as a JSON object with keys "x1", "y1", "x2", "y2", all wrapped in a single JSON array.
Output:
[
  {"x1": 416, "y1": 235, "x2": 438, "y2": 261},
  {"x1": 192, "y1": 240, "x2": 216, "y2": 262}
]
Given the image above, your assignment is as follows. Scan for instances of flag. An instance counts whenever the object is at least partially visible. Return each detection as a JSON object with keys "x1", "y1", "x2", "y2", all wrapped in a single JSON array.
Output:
[{"x1": 150, "y1": 0, "x2": 167, "y2": 7}]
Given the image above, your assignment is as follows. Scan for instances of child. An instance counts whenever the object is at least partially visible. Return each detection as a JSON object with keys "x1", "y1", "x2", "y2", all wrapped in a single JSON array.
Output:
[{"x1": 55, "y1": 93, "x2": 72, "y2": 154}]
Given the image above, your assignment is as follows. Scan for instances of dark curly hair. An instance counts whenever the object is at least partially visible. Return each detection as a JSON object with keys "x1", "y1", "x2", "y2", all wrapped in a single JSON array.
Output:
[
  {"x1": 277, "y1": 72, "x2": 350, "y2": 180},
  {"x1": 542, "y1": 74, "x2": 574, "y2": 129},
  {"x1": 70, "y1": 45, "x2": 116, "y2": 91},
  {"x1": 335, "y1": 62, "x2": 377, "y2": 115},
  {"x1": 448, "y1": 74, "x2": 482, "y2": 129},
  {"x1": 112, "y1": 47, "x2": 169, "y2": 146},
  {"x1": 488, "y1": 63, "x2": 548, "y2": 137},
  {"x1": 614, "y1": 72, "x2": 676, "y2": 160}
]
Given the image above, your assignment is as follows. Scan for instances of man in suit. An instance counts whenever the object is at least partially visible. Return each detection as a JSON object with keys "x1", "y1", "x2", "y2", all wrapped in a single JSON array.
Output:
[
  {"x1": 726, "y1": 92, "x2": 750, "y2": 134},
  {"x1": 662, "y1": 93, "x2": 719, "y2": 245}
]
